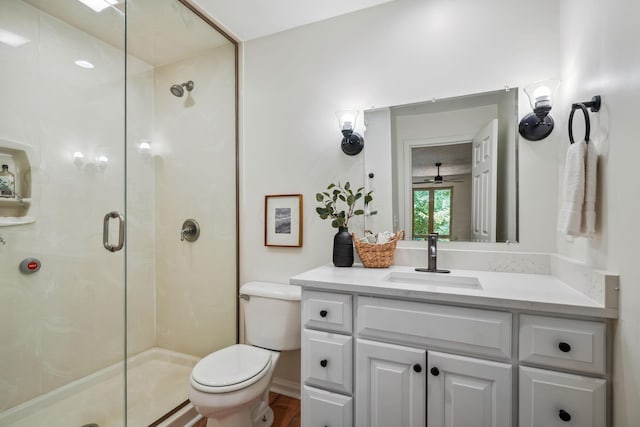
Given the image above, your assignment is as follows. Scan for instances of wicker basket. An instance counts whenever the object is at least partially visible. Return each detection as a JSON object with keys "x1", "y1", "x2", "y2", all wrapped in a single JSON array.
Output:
[{"x1": 352, "y1": 230, "x2": 404, "y2": 268}]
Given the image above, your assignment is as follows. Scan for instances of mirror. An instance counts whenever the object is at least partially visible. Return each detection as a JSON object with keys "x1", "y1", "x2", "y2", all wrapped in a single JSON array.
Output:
[{"x1": 364, "y1": 89, "x2": 519, "y2": 243}]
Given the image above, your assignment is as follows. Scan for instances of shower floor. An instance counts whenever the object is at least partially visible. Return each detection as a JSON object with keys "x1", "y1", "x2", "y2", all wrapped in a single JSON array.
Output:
[{"x1": 0, "y1": 348, "x2": 198, "y2": 427}]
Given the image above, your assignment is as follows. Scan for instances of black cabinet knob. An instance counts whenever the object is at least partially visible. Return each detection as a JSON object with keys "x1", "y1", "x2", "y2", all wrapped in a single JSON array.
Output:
[
  {"x1": 430, "y1": 367, "x2": 440, "y2": 376},
  {"x1": 558, "y1": 409, "x2": 572, "y2": 422},
  {"x1": 319, "y1": 310, "x2": 328, "y2": 318},
  {"x1": 558, "y1": 342, "x2": 572, "y2": 353},
  {"x1": 320, "y1": 359, "x2": 328, "y2": 368},
  {"x1": 413, "y1": 364, "x2": 422, "y2": 373}
]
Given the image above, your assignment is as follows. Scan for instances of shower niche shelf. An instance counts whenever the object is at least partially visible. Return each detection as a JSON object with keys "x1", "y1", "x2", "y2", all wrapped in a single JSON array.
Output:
[{"x1": 0, "y1": 138, "x2": 37, "y2": 227}]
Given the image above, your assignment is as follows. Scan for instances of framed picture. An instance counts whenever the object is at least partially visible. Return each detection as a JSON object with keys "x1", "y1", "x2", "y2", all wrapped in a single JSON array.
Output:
[{"x1": 264, "y1": 194, "x2": 303, "y2": 247}]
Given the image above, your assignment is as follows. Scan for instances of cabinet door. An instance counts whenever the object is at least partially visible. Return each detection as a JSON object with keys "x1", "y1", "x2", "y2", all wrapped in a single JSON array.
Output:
[
  {"x1": 519, "y1": 366, "x2": 606, "y2": 427},
  {"x1": 356, "y1": 339, "x2": 426, "y2": 427},
  {"x1": 427, "y1": 351, "x2": 512, "y2": 427}
]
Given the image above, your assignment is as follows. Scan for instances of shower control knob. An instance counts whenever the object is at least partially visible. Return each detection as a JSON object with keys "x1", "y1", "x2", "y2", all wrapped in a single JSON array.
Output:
[
  {"x1": 320, "y1": 359, "x2": 328, "y2": 368},
  {"x1": 19, "y1": 258, "x2": 41, "y2": 274},
  {"x1": 181, "y1": 219, "x2": 200, "y2": 242},
  {"x1": 319, "y1": 310, "x2": 328, "y2": 318}
]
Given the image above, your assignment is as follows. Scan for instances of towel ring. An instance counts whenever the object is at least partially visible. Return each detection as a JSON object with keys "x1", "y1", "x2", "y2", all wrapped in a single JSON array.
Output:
[
  {"x1": 568, "y1": 95, "x2": 601, "y2": 144},
  {"x1": 568, "y1": 103, "x2": 591, "y2": 144}
]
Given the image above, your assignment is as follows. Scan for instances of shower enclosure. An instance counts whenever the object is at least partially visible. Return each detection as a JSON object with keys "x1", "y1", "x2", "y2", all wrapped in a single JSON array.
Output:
[{"x1": 0, "y1": 1, "x2": 238, "y2": 425}]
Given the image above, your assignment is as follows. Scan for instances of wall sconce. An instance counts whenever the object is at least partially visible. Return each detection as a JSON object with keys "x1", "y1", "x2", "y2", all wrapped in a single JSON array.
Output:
[
  {"x1": 336, "y1": 110, "x2": 364, "y2": 155},
  {"x1": 519, "y1": 79, "x2": 560, "y2": 141}
]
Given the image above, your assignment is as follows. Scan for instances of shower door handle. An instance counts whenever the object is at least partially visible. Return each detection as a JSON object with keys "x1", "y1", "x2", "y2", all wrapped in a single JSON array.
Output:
[{"x1": 103, "y1": 211, "x2": 125, "y2": 252}]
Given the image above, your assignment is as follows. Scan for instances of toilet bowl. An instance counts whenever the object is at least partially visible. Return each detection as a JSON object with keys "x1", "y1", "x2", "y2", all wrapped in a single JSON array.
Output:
[
  {"x1": 189, "y1": 345, "x2": 280, "y2": 426},
  {"x1": 188, "y1": 282, "x2": 301, "y2": 427}
]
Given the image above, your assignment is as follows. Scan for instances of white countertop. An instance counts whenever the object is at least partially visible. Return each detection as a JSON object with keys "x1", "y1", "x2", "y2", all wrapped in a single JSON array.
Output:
[{"x1": 290, "y1": 264, "x2": 618, "y2": 319}]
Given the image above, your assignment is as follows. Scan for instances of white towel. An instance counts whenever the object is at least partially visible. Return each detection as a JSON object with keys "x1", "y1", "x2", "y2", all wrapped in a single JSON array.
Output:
[
  {"x1": 581, "y1": 141, "x2": 597, "y2": 236},
  {"x1": 558, "y1": 140, "x2": 587, "y2": 236}
]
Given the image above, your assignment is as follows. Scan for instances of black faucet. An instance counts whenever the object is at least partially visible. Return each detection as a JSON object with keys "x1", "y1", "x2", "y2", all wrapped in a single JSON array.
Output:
[{"x1": 415, "y1": 233, "x2": 450, "y2": 273}]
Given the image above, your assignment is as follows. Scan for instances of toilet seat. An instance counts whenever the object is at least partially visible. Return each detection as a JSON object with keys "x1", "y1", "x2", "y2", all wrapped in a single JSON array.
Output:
[{"x1": 191, "y1": 344, "x2": 273, "y2": 393}]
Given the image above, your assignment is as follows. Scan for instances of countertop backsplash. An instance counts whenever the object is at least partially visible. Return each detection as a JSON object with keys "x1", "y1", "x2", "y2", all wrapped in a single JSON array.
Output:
[{"x1": 375, "y1": 246, "x2": 619, "y2": 310}]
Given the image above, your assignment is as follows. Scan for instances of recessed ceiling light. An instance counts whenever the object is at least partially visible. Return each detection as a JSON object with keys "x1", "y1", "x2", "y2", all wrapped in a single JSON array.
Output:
[
  {"x1": 76, "y1": 0, "x2": 118, "y2": 13},
  {"x1": 75, "y1": 59, "x2": 95, "y2": 69},
  {"x1": 0, "y1": 28, "x2": 30, "y2": 47}
]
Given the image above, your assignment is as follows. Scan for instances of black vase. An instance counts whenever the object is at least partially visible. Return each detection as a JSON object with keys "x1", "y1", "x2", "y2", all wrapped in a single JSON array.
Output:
[{"x1": 333, "y1": 226, "x2": 354, "y2": 267}]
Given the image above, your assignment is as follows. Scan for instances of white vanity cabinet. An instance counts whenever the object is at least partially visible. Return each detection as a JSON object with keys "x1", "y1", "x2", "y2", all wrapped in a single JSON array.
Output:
[
  {"x1": 299, "y1": 281, "x2": 611, "y2": 427},
  {"x1": 302, "y1": 291, "x2": 354, "y2": 427},
  {"x1": 355, "y1": 296, "x2": 513, "y2": 427},
  {"x1": 518, "y1": 315, "x2": 608, "y2": 427},
  {"x1": 302, "y1": 290, "x2": 516, "y2": 427},
  {"x1": 427, "y1": 351, "x2": 512, "y2": 427},
  {"x1": 356, "y1": 339, "x2": 426, "y2": 427}
]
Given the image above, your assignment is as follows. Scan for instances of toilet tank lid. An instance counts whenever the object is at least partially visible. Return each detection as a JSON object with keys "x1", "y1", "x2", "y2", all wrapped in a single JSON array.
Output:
[{"x1": 240, "y1": 282, "x2": 301, "y2": 301}]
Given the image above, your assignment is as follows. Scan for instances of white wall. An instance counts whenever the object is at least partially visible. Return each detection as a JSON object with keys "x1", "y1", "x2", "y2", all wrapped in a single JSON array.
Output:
[
  {"x1": 242, "y1": 0, "x2": 561, "y2": 389},
  {"x1": 242, "y1": 0, "x2": 561, "y2": 282},
  {"x1": 557, "y1": 0, "x2": 640, "y2": 424}
]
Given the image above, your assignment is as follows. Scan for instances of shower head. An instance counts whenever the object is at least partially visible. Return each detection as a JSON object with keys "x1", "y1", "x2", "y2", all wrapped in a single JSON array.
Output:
[{"x1": 170, "y1": 80, "x2": 194, "y2": 97}]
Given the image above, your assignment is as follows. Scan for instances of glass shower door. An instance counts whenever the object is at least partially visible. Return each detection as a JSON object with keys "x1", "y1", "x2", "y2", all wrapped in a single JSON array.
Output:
[
  {"x1": 125, "y1": 0, "x2": 238, "y2": 424},
  {"x1": 0, "y1": 1, "x2": 127, "y2": 426}
]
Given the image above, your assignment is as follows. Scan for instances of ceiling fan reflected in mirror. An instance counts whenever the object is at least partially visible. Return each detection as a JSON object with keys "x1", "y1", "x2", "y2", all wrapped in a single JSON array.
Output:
[{"x1": 413, "y1": 162, "x2": 465, "y2": 185}]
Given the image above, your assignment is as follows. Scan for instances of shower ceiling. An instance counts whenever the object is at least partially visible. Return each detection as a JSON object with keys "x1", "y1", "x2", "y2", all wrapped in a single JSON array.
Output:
[
  {"x1": 23, "y1": 0, "x2": 230, "y2": 66},
  {"x1": 196, "y1": 0, "x2": 397, "y2": 41}
]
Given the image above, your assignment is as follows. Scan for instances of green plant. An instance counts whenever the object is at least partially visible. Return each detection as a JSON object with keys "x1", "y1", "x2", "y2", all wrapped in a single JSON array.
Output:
[{"x1": 315, "y1": 182, "x2": 375, "y2": 228}]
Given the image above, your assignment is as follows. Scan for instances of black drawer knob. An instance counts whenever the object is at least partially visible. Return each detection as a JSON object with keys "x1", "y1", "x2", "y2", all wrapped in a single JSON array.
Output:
[
  {"x1": 319, "y1": 310, "x2": 328, "y2": 318},
  {"x1": 413, "y1": 364, "x2": 422, "y2": 373},
  {"x1": 558, "y1": 342, "x2": 572, "y2": 353},
  {"x1": 320, "y1": 359, "x2": 328, "y2": 368},
  {"x1": 559, "y1": 409, "x2": 572, "y2": 422},
  {"x1": 430, "y1": 367, "x2": 440, "y2": 376}
]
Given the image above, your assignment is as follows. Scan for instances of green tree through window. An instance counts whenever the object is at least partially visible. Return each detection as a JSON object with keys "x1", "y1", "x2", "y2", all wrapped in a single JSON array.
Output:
[{"x1": 412, "y1": 187, "x2": 452, "y2": 240}]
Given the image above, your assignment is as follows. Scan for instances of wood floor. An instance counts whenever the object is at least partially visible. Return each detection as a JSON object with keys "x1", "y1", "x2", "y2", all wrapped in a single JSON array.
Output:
[{"x1": 193, "y1": 392, "x2": 300, "y2": 427}]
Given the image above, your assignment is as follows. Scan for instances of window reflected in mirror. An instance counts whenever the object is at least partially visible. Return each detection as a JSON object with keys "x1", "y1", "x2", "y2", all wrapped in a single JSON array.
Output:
[{"x1": 412, "y1": 187, "x2": 452, "y2": 241}]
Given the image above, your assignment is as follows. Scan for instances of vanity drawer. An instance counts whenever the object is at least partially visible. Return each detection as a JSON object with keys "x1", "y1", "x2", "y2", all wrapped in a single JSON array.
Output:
[
  {"x1": 302, "y1": 329, "x2": 353, "y2": 394},
  {"x1": 357, "y1": 296, "x2": 512, "y2": 359},
  {"x1": 519, "y1": 314, "x2": 606, "y2": 374},
  {"x1": 302, "y1": 385, "x2": 353, "y2": 427},
  {"x1": 303, "y1": 290, "x2": 352, "y2": 333},
  {"x1": 519, "y1": 366, "x2": 606, "y2": 427}
]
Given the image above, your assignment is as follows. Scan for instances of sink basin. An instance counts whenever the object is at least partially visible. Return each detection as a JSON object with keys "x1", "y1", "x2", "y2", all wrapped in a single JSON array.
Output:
[{"x1": 382, "y1": 271, "x2": 482, "y2": 289}]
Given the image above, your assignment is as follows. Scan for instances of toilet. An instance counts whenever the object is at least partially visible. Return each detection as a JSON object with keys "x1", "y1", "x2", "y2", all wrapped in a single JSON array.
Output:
[{"x1": 188, "y1": 282, "x2": 301, "y2": 427}]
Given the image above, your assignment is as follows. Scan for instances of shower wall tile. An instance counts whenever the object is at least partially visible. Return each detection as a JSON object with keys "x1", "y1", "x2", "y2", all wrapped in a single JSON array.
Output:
[
  {"x1": 0, "y1": 0, "x2": 137, "y2": 411},
  {"x1": 126, "y1": 68, "x2": 157, "y2": 357},
  {"x1": 154, "y1": 45, "x2": 237, "y2": 357},
  {"x1": 0, "y1": 0, "x2": 236, "y2": 413}
]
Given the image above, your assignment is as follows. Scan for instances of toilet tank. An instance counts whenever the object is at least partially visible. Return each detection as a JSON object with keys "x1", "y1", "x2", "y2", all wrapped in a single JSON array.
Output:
[{"x1": 240, "y1": 282, "x2": 301, "y2": 351}]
